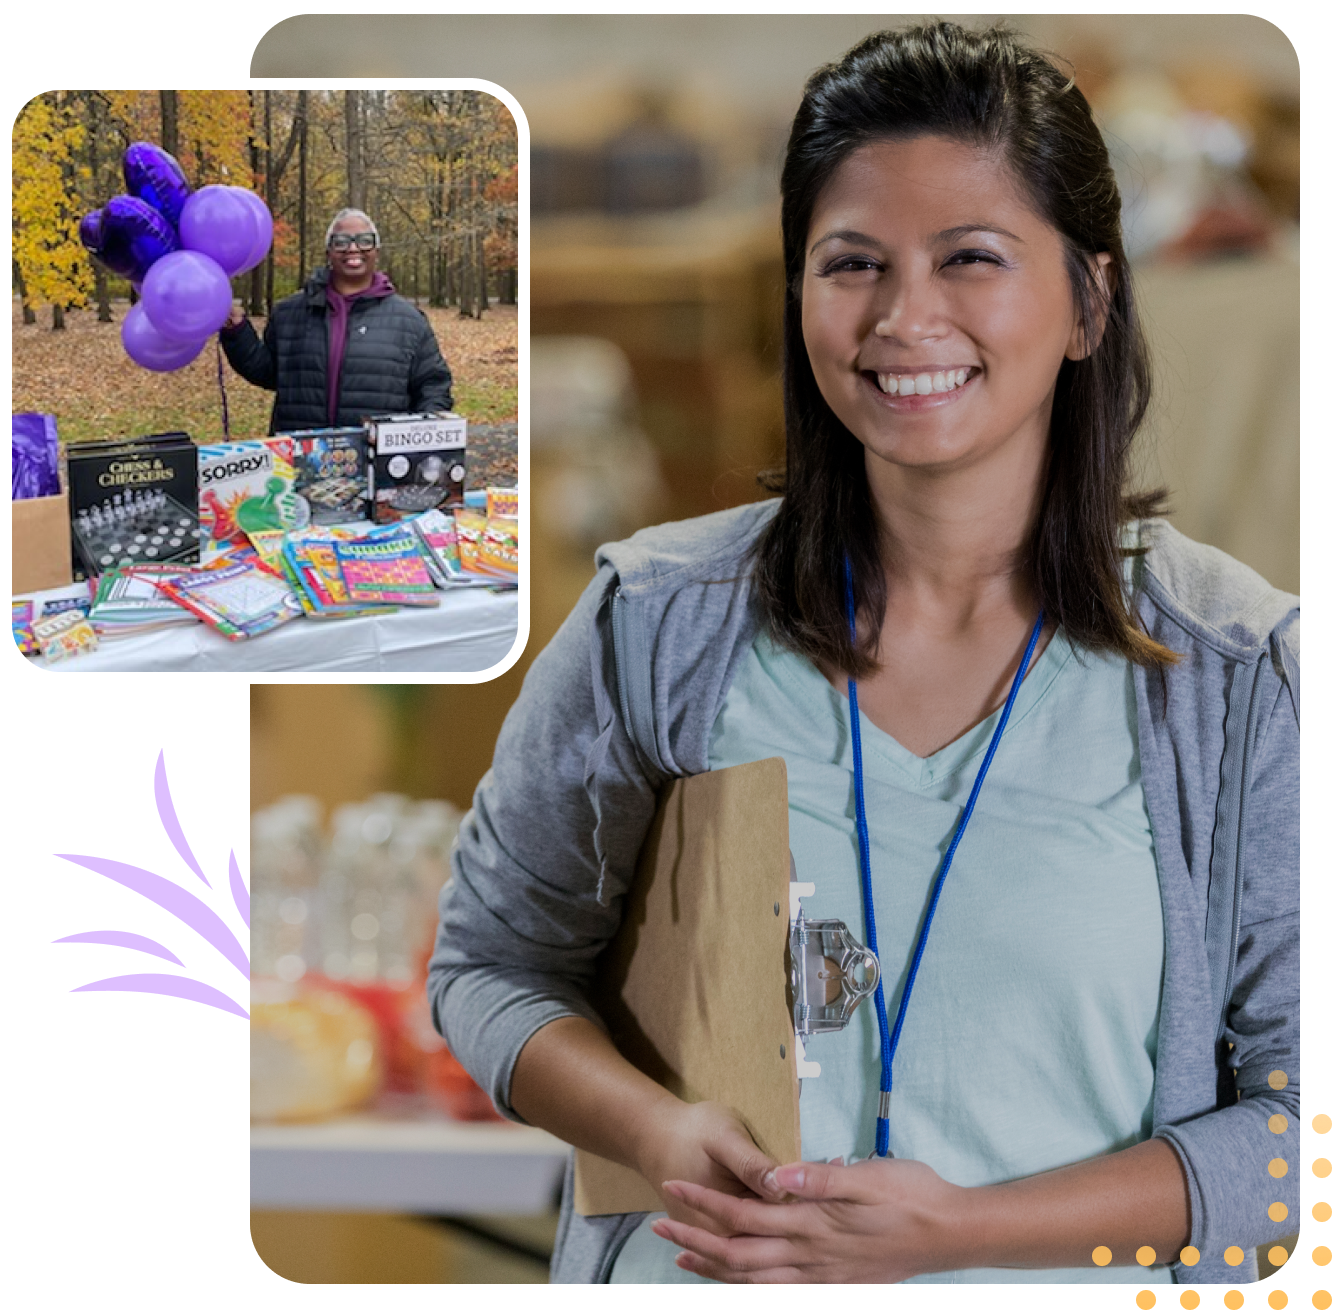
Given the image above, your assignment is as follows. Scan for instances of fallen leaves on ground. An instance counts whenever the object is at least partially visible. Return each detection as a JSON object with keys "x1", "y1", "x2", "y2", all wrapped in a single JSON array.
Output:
[{"x1": 12, "y1": 299, "x2": 518, "y2": 444}]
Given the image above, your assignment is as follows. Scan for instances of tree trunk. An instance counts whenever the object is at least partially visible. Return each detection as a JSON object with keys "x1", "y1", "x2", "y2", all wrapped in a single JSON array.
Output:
[
  {"x1": 297, "y1": 91, "x2": 309, "y2": 286},
  {"x1": 159, "y1": 91, "x2": 179, "y2": 156},
  {"x1": 264, "y1": 90, "x2": 276, "y2": 318},
  {"x1": 14, "y1": 259, "x2": 37, "y2": 325},
  {"x1": 52, "y1": 304, "x2": 65, "y2": 330},
  {"x1": 345, "y1": 91, "x2": 366, "y2": 211},
  {"x1": 247, "y1": 91, "x2": 264, "y2": 316},
  {"x1": 93, "y1": 265, "x2": 112, "y2": 322}
]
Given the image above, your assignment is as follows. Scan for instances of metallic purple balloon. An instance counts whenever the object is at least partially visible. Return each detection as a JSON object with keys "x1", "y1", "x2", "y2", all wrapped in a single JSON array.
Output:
[
  {"x1": 121, "y1": 302, "x2": 205, "y2": 372},
  {"x1": 140, "y1": 250, "x2": 232, "y2": 342},
  {"x1": 229, "y1": 187, "x2": 274, "y2": 273},
  {"x1": 123, "y1": 141, "x2": 192, "y2": 227},
  {"x1": 179, "y1": 185, "x2": 260, "y2": 278},
  {"x1": 82, "y1": 195, "x2": 179, "y2": 283}
]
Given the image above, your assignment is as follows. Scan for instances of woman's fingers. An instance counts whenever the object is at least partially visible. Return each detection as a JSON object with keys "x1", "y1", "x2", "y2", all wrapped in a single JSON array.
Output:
[
  {"x1": 651, "y1": 1218, "x2": 801, "y2": 1282},
  {"x1": 705, "y1": 1119, "x2": 784, "y2": 1197},
  {"x1": 771, "y1": 1158, "x2": 881, "y2": 1202},
  {"x1": 662, "y1": 1179, "x2": 803, "y2": 1236},
  {"x1": 675, "y1": 1251, "x2": 803, "y2": 1284}
]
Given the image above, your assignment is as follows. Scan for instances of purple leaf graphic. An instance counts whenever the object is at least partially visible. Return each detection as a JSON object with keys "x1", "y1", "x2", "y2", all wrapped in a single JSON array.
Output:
[{"x1": 53, "y1": 746, "x2": 250, "y2": 1023}]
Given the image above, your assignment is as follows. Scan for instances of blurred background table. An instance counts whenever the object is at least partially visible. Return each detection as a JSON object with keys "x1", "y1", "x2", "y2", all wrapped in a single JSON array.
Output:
[{"x1": 251, "y1": 1113, "x2": 568, "y2": 1212}]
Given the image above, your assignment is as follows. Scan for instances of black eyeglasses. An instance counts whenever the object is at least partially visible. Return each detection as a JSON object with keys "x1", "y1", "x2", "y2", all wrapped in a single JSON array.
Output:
[{"x1": 329, "y1": 233, "x2": 378, "y2": 251}]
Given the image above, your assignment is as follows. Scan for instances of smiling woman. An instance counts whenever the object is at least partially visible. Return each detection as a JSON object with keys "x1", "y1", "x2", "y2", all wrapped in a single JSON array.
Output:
[
  {"x1": 427, "y1": 22, "x2": 1298, "y2": 1286},
  {"x1": 219, "y1": 207, "x2": 455, "y2": 432}
]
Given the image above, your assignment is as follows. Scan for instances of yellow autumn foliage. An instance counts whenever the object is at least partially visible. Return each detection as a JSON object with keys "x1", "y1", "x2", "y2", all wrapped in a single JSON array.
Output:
[{"x1": 13, "y1": 92, "x2": 93, "y2": 311}]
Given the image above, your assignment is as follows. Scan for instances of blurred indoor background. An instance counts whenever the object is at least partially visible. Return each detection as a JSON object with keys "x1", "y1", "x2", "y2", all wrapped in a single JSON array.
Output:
[{"x1": 249, "y1": 14, "x2": 1298, "y2": 1283}]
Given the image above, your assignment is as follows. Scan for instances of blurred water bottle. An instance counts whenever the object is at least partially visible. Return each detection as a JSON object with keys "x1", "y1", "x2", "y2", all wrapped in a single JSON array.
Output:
[{"x1": 250, "y1": 795, "x2": 325, "y2": 982}]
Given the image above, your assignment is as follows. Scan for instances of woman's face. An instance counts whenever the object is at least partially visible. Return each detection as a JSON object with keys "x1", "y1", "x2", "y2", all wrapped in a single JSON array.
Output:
[{"x1": 800, "y1": 135, "x2": 1095, "y2": 483}]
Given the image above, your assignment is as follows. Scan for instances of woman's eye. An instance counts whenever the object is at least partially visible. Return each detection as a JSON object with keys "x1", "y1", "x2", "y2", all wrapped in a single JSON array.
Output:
[
  {"x1": 821, "y1": 255, "x2": 880, "y2": 275},
  {"x1": 945, "y1": 249, "x2": 1003, "y2": 268}
]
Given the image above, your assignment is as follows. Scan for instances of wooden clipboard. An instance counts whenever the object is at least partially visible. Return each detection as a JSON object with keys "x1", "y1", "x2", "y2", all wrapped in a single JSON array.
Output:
[{"x1": 574, "y1": 756, "x2": 801, "y2": 1215}]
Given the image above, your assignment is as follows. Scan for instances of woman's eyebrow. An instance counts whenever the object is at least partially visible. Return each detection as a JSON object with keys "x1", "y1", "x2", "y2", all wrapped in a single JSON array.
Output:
[
  {"x1": 808, "y1": 228, "x2": 881, "y2": 255},
  {"x1": 934, "y1": 223, "x2": 1024, "y2": 244},
  {"x1": 809, "y1": 223, "x2": 1025, "y2": 255}
]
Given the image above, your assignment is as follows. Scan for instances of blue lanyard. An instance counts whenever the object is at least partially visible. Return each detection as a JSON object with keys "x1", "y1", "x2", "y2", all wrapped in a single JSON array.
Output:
[{"x1": 842, "y1": 558, "x2": 1045, "y2": 1158}]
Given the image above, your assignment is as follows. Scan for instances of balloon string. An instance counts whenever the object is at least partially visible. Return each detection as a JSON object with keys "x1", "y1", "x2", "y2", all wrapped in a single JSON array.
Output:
[{"x1": 215, "y1": 337, "x2": 231, "y2": 438}]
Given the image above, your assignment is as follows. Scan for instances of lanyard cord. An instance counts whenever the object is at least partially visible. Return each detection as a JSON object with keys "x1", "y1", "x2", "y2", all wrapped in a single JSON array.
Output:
[{"x1": 842, "y1": 558, "x2": 1044, "y2": 1157}]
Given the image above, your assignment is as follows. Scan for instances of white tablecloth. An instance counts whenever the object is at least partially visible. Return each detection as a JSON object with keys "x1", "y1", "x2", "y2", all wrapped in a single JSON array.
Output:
[{"x1": 21, "y1": 584, "x2": 520, "y2": 674}]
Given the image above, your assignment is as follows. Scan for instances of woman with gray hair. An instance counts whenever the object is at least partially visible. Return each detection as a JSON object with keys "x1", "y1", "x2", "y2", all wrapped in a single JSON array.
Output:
[{"x1": 221, "y1": 208, "x2": 453, "y2": 431}]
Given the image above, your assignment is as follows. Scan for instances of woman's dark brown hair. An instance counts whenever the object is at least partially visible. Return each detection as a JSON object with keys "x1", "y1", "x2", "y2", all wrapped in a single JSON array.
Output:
[{"x1": 754, "y1": 21, "x2": 1172, "y2": 675}]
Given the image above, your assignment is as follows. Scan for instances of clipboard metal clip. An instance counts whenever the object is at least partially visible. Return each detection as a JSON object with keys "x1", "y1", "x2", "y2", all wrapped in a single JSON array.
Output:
[{"x1": 788, "y1": 866, "x2": 880, "y2": 1078}]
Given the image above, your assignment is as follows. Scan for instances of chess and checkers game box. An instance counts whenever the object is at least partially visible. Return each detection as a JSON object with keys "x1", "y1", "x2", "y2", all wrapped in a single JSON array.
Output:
[
  {"x1": 273, "y1": 427, "x2": 371, "y2": 527},
  {"x1": 66, "y1": 433, "x2": 200, "y2": 580},
  {"x1": 366, "y1": 412, "x2": 467, "y2": 523}
]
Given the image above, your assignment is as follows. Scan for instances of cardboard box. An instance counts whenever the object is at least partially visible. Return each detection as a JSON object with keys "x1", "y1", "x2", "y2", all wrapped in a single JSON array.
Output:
[{"x1": 13, "y1": 491, "x2": 73, "y2": 594}]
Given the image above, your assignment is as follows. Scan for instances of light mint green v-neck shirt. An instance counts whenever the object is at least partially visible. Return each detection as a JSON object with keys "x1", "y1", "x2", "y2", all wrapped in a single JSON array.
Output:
[{"x1": 611, "y1": 627, "x2": 1168, "y2": 1284}]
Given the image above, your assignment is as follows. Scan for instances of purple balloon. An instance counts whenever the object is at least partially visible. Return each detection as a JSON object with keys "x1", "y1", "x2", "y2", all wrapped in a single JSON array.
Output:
[
  {"x1": 140, "y1": 250, "x2": 232, "y2": 342},
  {"x1": 179, "y1": 185, "x2": 260, "y2": 278},
  {"x1": 123, "y1": 141, "x2": 191, "y2": 227},
  {"x1": 121, "y1": 303, "x2": 205, "y2": 372},
  {"x1": 229, "y1": 187, "x2": 274, "y2": 273},
  {"x1": 81, "y1": 195, "x2": 178, "y2": 283}
]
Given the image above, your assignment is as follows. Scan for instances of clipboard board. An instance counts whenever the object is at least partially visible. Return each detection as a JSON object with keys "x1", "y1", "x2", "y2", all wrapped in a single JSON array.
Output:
[{"x1": 574, "y1": 756, "x2": 801, "y2": 1215}]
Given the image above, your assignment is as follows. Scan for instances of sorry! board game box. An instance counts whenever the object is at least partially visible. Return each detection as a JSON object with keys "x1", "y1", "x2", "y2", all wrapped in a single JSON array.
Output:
[
  {"x1": 198, "y1": 439, "x2": 306, "y2": 562},
  {"x1": 366, "y1": 412, "x2": 467, "y2": 523},
  {"x1": 66, "y1": 432, "x2": 200, "y2": 580}
]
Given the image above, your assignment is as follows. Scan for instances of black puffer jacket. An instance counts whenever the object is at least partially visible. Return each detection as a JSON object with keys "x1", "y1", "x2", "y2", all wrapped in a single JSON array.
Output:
[{"x1": 220, "y1": 267, "x2": 453, "y2": 431}]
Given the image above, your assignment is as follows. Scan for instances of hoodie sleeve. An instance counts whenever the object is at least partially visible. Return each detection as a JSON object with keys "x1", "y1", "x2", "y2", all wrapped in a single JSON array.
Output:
[
  {"x1": 1154, "y1": 633, "x2": 1299, "y2": 1274},
  {"x1": 425, "y1": 565, "x2": 661, "y2": 1119}
]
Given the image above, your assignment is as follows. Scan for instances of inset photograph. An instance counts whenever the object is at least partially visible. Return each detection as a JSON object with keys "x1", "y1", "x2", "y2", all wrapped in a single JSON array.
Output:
[{"x1": 13, "y1": 88, "x2": 521, "y2": 673}]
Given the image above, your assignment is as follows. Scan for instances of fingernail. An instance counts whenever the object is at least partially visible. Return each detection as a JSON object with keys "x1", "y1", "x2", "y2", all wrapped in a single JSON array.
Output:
[
  {"x1": 778, "y1": 1166, "x2": 806, "y2": 1190},
  {"x1": 650, "y1": 1220, "x2": 669, "y2": 1238},
  {"x1": 662, "y1": 1180, "x2": 683, "y2": 1196},
  {"x1": 761, "y1": 1169, "x2": 781, "y2": 1195}
]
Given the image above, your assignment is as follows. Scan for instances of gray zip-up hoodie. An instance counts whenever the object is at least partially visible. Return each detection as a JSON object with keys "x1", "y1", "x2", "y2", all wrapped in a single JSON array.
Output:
[{"x1": 429, "y1": 500, "x2": 1299, "y2": 1285}]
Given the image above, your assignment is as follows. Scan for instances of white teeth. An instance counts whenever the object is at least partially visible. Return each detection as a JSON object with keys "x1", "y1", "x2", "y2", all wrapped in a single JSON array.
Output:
[{"x1": 875, "y1": 367, "x2": 974, "y2": 396}]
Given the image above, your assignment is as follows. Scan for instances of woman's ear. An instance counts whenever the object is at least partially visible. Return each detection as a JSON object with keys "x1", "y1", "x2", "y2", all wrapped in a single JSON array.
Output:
[{"x1": 1066, "y1": 252, "x2": 1116, "y2": 361}]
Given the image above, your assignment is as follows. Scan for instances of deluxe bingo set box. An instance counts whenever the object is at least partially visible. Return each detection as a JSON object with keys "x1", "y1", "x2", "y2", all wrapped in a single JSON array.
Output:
[{"x1": 13, "y1": 412, "x2": 520, "y2": 661}]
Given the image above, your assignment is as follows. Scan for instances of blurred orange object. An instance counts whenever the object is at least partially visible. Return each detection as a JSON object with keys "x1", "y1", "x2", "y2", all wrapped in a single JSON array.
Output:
[{"x1": 425, "y1": 1043, "x2": 504, "y2": 1122}]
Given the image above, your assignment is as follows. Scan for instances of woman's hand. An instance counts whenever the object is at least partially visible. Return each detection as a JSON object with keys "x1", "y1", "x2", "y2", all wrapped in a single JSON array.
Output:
[
  {"x1": 650, "y1": 1157, "x2": 966, "y2": 1282},
  {"x1": 633, "y1": 1099, "x2": 785, "y2": 1235},
  {"x1": 225, "y1": 300, "x2": 246, "y2": 330}
]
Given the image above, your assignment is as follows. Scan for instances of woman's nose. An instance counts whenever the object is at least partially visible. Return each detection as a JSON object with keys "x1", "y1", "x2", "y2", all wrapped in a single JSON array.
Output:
[{"x1": 872, "y1": 270, "x2": 946, "y2": 344}]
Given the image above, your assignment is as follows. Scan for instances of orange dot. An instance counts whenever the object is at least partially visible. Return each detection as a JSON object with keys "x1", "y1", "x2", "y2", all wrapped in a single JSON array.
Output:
[
  {"x1": 1269, "y1": 1246, "x2": 1289, "y2": 1266},
  {"x1": 1268, "y1": 1293, "x2": 1288, "y2": 1310},
  {"x1": 1315, "y1": 1159, "x2": 1332, "y2": 1179},
  {"x1": 1224, "y1": 1292, "x2": 1244, "y2": 1309},
  {"x1": 1270, "y1": 1203, "x2": 1290, "y2": 1223},
  {"x1": 1314, "y1": 1294, "x2": 1332, "y2": 1310},
  {"x1": 1317, "y1": 1247, "x2": 1332, "y2": 1267},
  {"x1": 1092, "y1": 1245, "x2": 1112, "y2": 1266},
  {"x1": 1315, "y1": 1202, "x2": 1332, "y2": 1222},
  {"x1": 1268, "y1": 1070, "x2": 1289, "y2": 1090},
  {"x1": 1181, "y1": 1294, "x2": 1201, "y2": 1310},
  {"x1": 1180, "y1": 1246, "x2": 1202, "y2": 1267},
  {"x1": 1225, "y1": 1246, "x2": 1246, "y2": 1266},
  {"x1": 1138, "y1": 1246, "x2": 1158, "y2": 1266},
  {"x1": 1269, "y1": 1114, "x2": 1289, "y2": 1135},
  {"x1": 1314, "y1": 1115, "x2": 1332, "y2": 1135},
  {"x1": 1271, "y1": 1159, "x2": 1290, "y2": 1178},
  {"x1": 1138, "y1": 1294, "x2": 1157, "y2": 1309}
]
